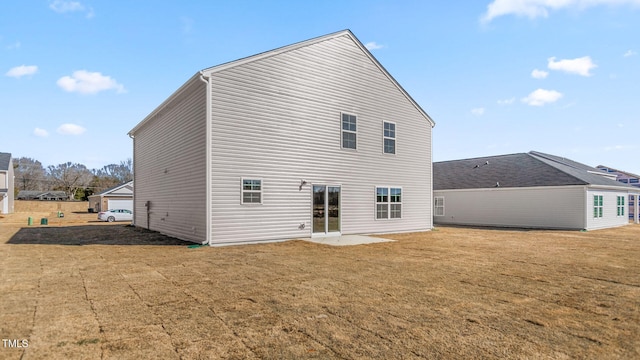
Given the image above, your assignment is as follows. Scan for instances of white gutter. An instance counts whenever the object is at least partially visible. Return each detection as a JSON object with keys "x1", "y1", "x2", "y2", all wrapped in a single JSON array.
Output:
[
  {"x1": 199, "y1": 72, "x2": 211, "y2": 246},
  {"x1": 128, "y1": 133, "x2": 136, "y2": 226}
]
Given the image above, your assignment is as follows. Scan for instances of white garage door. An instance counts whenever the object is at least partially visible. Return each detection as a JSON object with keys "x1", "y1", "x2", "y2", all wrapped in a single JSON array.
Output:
[{"x1": 108, "y1": 199, "x2": 133, "y2": 211}]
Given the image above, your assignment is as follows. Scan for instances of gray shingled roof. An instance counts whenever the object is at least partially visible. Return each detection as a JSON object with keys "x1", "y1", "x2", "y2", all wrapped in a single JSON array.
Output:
[
  {"x1": 434, "y1": 151, "x2": 637, "y2": 191},
  {"x1": 0, "y1": 152, "x2": 11, "y2": 171}
]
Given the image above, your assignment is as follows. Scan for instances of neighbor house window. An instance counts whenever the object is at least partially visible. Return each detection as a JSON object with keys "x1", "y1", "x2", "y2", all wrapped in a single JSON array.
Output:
[
  {"x1": 434, "y1": 196, "x2": 445, "y2": 216},
  {"x1": 341, "y1": 113, "x2": 357, "y2": 149},
  {"x1": 383, "y1": 121, "x2": 396, "y2": 154},
  {"x1": 376, "y1": 186, "x2": 402, "y2": 219},
  {"x1": 593, "y1": 195, "x2": 603, "y2": 218},
  {"x1": 241, "y1": 178, "x2": 262, "y2": 204},
  {"x1": 617, "y1": 196, "x2": 625, "y2": 217}
]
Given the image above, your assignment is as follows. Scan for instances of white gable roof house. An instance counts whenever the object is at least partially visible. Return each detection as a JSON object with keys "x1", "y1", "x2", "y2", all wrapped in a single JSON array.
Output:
[
  {"x1": 87, "y1": 181, "x2": 133, "y2": 213},
  {"x1": 433, "y1": 151, "x2": 640, "y2": 231},
  {"x1": 128, "y1": 30, "x2": 435, "y2": 245}
]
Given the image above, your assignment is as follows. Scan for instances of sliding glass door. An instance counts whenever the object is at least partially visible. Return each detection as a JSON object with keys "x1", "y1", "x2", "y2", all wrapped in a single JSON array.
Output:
[{"x1": 312, "y1": 185, "x2": 341, "y2": 235}]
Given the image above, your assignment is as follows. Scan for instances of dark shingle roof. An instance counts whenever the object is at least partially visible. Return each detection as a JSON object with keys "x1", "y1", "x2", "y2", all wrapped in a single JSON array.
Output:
[
  {"x1": 434, "y1": 151, "x2": 636, "y2": 191},
  {"x1": 0, "y1": 152, "x2": 11, "y2": 171}
]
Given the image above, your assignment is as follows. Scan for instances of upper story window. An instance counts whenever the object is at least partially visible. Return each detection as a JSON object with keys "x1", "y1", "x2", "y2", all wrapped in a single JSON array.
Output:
[
  {"x1": 241, "y1": 178, "x2": 262, "y2": 204},
  {"x1": 341, "y1": 113, "x2": 357, "y2": 150},
  {"x1": 383, "y1": 121, "x2": 396, "y2": 154}
]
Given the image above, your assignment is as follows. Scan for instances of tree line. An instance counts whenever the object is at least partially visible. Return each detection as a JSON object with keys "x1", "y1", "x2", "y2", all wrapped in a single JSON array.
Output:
[{"x1": 13, "y1": 157, "x2": 133, "y2": 201}]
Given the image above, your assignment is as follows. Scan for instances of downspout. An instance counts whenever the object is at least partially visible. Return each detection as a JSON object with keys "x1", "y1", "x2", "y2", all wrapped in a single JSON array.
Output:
[
  {"x1": 128, "y1": 133, "x2": 136, "y2": 227},
  {"x1": 199, "y1": 72, "x2": 212, "y2": 245}
]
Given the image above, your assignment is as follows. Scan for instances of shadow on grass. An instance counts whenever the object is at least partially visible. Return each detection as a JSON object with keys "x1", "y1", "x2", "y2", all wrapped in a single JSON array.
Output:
[{"x1": 7, "y1": 225, "x2": 192, "y2": 246}]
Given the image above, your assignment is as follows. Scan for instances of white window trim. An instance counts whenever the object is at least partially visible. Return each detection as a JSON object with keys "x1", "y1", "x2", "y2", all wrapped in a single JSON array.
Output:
[
  {"x1": 340, "y1": 112, "x2": 358, "y2": 151},
  {"x1": 382, "y1": 120, "x2": 396, "y2": 155},
  {"x1": 434, "y1": 196, "x2": 445, "y2": 217},
  {"x1": 241, "y1": 177, "x2": 263, "y2": 205},
  {"x1": 375, "y1": 186, "x2": 402, "y2": 220},
  {"x1": 593, "y1": 194, "x2": 603, "y2": 219},
  {"x1": 617, "y1": 195, "x2": 625, "y2": 217}
]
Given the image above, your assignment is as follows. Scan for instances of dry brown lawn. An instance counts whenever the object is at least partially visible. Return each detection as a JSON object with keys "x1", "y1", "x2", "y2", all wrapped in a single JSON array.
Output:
[{"x1": 1, "y1": 206, "x2": 639, "y2": 359}]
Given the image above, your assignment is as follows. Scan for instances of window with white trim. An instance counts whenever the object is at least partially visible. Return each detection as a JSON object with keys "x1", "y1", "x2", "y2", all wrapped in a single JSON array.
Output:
[
  {"x1": 434, "y1": 196, "x2": 445, "y2": 216},
  {"x1": 376, "y1": 186, "x2": 402, "y2": 219},
  {"x1": 383, "y1": 121, "x2": 396, "y2": 154},
  {"x1": 241, "y1": 179, "x2": 262, "y2": 204},
  {"x1": 617, "y1": 196, "x2": 625, "y2": 217},
  {"x1": 341, "y1": 113, "x2": 357, "y2": 150},
  {"x1": 593, "y1": 195, "x2": 603, "y2": 218}
]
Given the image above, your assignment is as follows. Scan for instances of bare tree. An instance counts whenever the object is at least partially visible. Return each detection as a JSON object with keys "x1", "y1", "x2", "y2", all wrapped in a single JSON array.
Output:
[
  {"x1": 13, "y1": 157, "x2": 47, "y2": 191},
  {"x1": 92, "y1": 158, "x2": 133, "y2": 193},
  {"x1": 47, "y1": 162, "x2": 94, "y2": 200}
]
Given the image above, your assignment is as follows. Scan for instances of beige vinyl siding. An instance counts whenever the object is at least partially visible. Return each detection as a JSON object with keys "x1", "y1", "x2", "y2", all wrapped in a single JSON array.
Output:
[
  {"x1": 132, "y1": 78, "x2": 207, "y2": 243},
  {"x1": 585, "y1": 189, "x2": 630, "y2": 230},
  {"x1": 207, "y1": 34, "x2": 432, "y2": 244},
  {"x1": 433, "y1": 186, "x2": 586, "y2": 229}
]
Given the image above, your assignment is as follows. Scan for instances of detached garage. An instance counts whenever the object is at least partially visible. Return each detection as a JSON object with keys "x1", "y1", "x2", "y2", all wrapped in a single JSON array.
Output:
[
  {"x1": 88, "y1": 181, "x2": 133, "y2": 213},
  {"x1": 433, "y1": 151, "x2": 640, "y2": 230}
]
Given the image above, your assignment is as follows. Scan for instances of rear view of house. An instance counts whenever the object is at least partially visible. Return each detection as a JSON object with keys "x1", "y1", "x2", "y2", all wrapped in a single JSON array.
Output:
[
  {"x1": 0, "y1": 152, "x2": 14, "y2": 214},
  {"x1": 433, "y1": 151, "x2": 640, "y2": 230},
  {"x1": 129, "y1": 30, "x2": 435, "y2": 245}
]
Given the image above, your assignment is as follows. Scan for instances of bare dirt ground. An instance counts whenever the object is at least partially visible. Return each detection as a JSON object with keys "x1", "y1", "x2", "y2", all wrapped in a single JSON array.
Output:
[{"x1": 1, "y1": 207, "x2": 639, "y2": 359}]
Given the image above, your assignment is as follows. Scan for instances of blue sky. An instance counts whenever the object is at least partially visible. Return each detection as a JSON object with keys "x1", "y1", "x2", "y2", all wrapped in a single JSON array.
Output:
[{"x1": 2, "y1": 0, "x2": 639, "y2": 175}]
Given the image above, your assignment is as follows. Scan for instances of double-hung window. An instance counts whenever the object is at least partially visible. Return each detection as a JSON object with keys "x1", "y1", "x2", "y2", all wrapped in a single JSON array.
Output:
[
  {"x1": 593, "y1": 195, "x2": 603, "y2": 218},
  {"x1": 376, "y1": 186, "x2": 402, "y2": 219},
  {"x1": 341, "y1": 113, "x2": 357, "y2": 150},
  {"x1": 241, "y1": 178, "x2": 262, "y2": 204},
  {"x1": 434, "y1": 196, "x2": 445, "y2": 216},
  {"x1": 383, "y1": 121, "x2": 396, "y2": 154},
  {"x1": 617, "y1": 196, "x2": 625, "y2": 217}
]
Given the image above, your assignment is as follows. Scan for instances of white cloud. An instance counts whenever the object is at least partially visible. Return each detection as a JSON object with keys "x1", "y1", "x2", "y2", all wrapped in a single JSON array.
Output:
[
  {"x1": 471, "y1": 107, "x2": 485, "y2": 116},
  {"x1": 57, "y1": 123, "x2": 86, "y2": 135},
  {"x1": 6, "y1": 65, "x2": 38, "y2": 78},
  {"x1": 49, "y1": 1, "x2": 94, "y2": 18},
  {"x1": 497, "y1": 97, "x2": 515, "y2": 105},
  {"x1": 33, "y1": 128, "x2": 49, "y2": 137},
  {"x1": 624, "y1": 50, "x2": 637, "y2": 57},
  {"x1": 481, "y1": 0, "x2": 640, "y2": 24},
  {"x1": 531, "y1": 69, "x2": 549, "y2": 79},
  {"x1": 57, "y1": 70, "x2": 126, "y2": 94},
  {"x1": 364, "y1": 42, "x2": 384, "y2": 50},
  {"x1": 6, "y1": 41, "x2": 21, "y2": 50},
  {"x1": 521, "y1": 88, "x2": 563, "y2": 106},
  {"x1": 49, "y1": 0, "x2": 84, "y2": 13},
  {"x1": 547, "y1": 56, "x2": 597, "y2": 76}
]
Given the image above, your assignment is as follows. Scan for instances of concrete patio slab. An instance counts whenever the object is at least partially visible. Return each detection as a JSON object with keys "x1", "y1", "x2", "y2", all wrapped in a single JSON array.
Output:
[{"x1": 301, "y1": 234, "x2": 395, "y2": 246}]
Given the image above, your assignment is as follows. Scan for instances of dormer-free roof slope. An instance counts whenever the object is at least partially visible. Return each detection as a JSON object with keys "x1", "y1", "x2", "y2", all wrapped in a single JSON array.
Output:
[
  {"x1": 0, "y1": 152, "x2": 11, "y2": 171},
  {"x1": 434, "y1": 151, "x2": 636, "y2": 190}
]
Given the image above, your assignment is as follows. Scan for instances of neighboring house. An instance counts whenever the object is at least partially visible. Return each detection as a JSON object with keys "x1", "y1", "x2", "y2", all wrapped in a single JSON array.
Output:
[
  {"x1": 596, "y1": 165, "x2": 640, "y2": 220},
  {"x1": 433, "y1": 151, "x2": 640, "y2": 230},
  {"x1": 16, "y1": 191, "x2": 68, "y2": 201},
  {"x1": 128, "y1": 29, "x2": 435, "y2": 245},
  {"x1": 88, "y1": 181, "x2": 133, "y2": 212},
  {"x1": 0, "y1": 152, "x2": 15, "y2": 214}
]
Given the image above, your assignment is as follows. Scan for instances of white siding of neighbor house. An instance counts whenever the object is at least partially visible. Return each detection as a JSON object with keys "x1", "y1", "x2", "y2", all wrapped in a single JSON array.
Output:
[
  {"x1": 205, "y1": 34, "x2": 433, "y2": 244},
  {"x1": 1, "y1": 158, "x2": 14, "y2": 214},
  {"x1": 433, "y1": 186, "x2": 587, "y2": 229},
  {"x1": 585, "y1": 188, "x2": 630, "y2": 230},
  {"x1": 132, "y1": 78, "x2": 207, "y2": 243}
]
